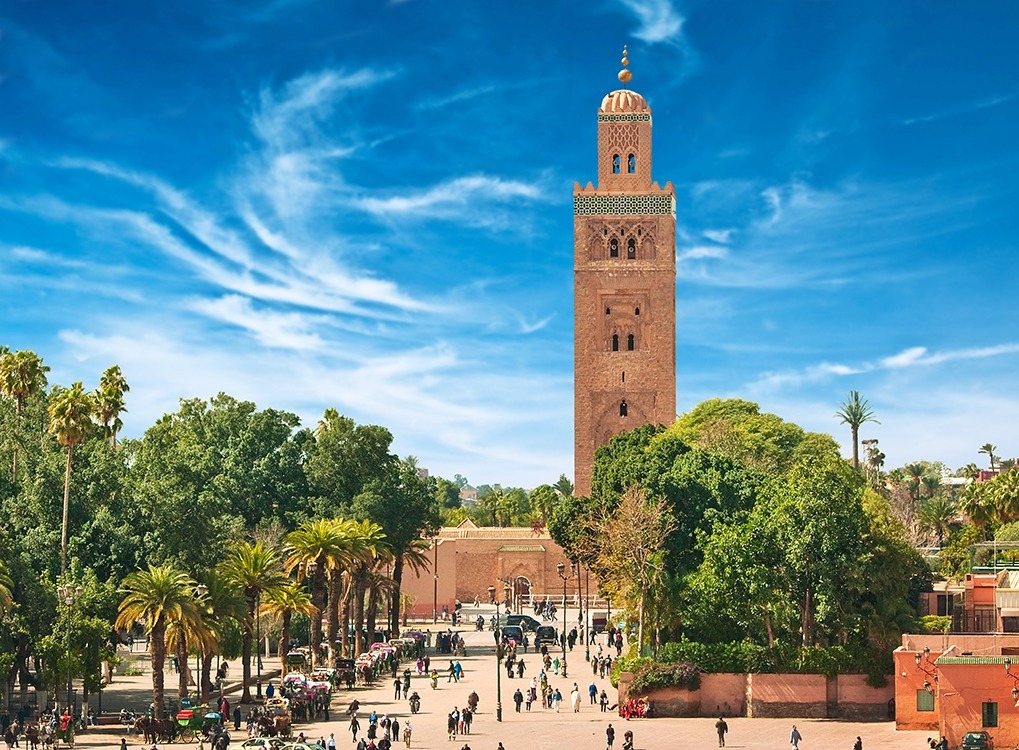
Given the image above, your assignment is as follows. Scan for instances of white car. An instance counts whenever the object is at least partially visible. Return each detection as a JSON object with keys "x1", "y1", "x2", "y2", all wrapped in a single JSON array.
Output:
[{"x1": 240, "y1": 739, "x2": 288, "y2": 750}]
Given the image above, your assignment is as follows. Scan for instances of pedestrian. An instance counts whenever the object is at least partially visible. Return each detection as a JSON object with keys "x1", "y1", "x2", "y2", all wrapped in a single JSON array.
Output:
[
  {"x1": 513, "y1": 689, "x2": 523, "y2": 713},
  {"x1": 599, "y1": 690, "x2": 609, "y2": 712},
  {"x1": 327, "y1": 734, "x2": 337, "y2": 750},
  {"x1": 606, "y1": 723, "x2": 615, "y2": 750},
  {"x1": 446, "y1": 710, "x2": 458, "y2": 742},
  {"x1": 571, "y1": 684, "x2": 581, "y2": 713},
  {"x1": 853, "y1": 737, "x2": 863, "y2": 750},
  {"x1": 789, "y1": 725, "x2": 802, "y2": 750},
  {"x1": 589, "y1": 682, "x2": 598, "y2": 705},
  {"x1": 350, "y1": 714, "x2": 361, "y2": 743},
  {"x1": 266, "y1": 681, "x2": 275, "y2": 699},
  {"x1": 395, "y1": 678, "x2": 402, "y2": 699},
  {"x1": 552, "y1": 688, "x2": 562, "y2": 713},
  {"x1": 233, "y1": 706, "x2": 241, "y2": 731},
  {"x1": 121, "y1": 740, "x2": 129, "y2": 750},
  {"x1": 403, "y1": 723, "x2": 412, "y2": 749},
  {"x1": 715, "y1": 717, "x2": 728, "y2": 747}
]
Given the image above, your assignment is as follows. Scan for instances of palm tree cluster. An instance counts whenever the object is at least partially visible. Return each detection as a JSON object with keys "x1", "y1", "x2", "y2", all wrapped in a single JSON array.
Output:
[{"x1": 114, "y1": 518, "x2": 420, "y2": 716}]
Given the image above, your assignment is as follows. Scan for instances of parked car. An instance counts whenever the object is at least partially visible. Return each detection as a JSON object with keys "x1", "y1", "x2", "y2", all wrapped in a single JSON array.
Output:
[
  {"x1": 505, "y1": 614, "x2": 541, "y2": 632},
  {"x1": 500, "y1": 625, "x2": 524, "y2": 644},
  {"x1": 241, "y1": 740, "x2": 287, "y2": 750},
  {"x1": 961, "y1": 731, "x2": 993, "y2": 750},
  {"x1": 534, "y1": 625, "x2": 559, "y2": 648}
]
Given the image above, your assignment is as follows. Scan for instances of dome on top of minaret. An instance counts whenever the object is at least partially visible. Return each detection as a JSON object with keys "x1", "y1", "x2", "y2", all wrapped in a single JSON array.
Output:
[{"x1": 599, "y1": 89, "x2": 649, "y2": 114}]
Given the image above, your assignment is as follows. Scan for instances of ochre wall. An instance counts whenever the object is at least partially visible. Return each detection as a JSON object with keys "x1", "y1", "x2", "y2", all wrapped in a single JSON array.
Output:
[
  {"x1": 893, "y1": 648, "x2": 941, "y2": 731},
  {"x1": 938, "y1": 664, "x2": 1018, "y2": 749},
  {"x1": 748, "y1": 674, "x2": 826, "y2": 718}
]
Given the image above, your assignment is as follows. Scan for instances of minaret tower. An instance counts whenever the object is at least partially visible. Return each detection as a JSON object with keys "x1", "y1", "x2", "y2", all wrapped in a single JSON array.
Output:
[{"x1": 573, "y1": 48, "x2": 677, "y2": 497}]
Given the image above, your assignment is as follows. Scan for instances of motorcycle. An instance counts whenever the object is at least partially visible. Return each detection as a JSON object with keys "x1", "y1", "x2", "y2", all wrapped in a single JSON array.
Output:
[{"x1": 409, "y1": 692, "x2": 421, "y2": 714}]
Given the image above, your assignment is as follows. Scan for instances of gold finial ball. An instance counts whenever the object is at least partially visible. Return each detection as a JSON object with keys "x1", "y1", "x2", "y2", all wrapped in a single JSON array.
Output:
[
  {"x1": 621, "y1": 56, "x2": 629, "y2": 66},
  {"x1": 618, "y1": 69, "x2": 633, "y2": 83}
]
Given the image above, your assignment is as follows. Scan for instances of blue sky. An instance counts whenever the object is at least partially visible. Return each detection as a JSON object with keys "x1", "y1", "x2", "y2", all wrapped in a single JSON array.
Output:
[{"x1": 1, "y1": 0, "x2": 1017, "y2": 487}]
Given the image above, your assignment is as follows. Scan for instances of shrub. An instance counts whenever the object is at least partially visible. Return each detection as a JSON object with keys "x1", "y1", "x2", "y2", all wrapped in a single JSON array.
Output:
[
  {"x1": 920, "y1": 615, "x2": 951, "y2": 634},
  {"x1": 628, "y1": 661, "x2": 703, "y2": 693}
]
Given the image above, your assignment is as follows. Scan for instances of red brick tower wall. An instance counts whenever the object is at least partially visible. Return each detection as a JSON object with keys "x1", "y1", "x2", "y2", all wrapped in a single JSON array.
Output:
[{"x1": 573, "y1": 87, "x2": 677, "y2": 497}]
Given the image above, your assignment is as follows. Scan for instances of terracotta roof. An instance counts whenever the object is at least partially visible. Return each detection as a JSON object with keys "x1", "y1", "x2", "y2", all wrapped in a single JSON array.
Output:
[{"x1": 600, "y1": 89, "x2": 650, "y2": 114}]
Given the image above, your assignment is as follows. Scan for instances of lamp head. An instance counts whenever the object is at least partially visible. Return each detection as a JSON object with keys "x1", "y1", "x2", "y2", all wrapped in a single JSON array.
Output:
[
  {"x1": 1007, "y1": 657, "x2": 1013, "y2": 672},
  {"x1": 557, "y1": 562, "x2": 565, "y2": 577},
  {"x1": 923, "y1": 646, "x2": 930, "y2": 657},
  {"x1": 915, "y1": 653, "x2": 922, "y2": 667}
]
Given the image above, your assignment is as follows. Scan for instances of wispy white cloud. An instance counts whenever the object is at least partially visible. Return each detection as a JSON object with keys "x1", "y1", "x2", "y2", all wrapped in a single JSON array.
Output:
[
  {"x1": 902, "y1": 93, "x2": 1016, "y2": 126},
  {"x1": 616, "y1": 0, "x2": 685, "y2": 44},
  {"x1": 750, "y1": 342, "x2": 1019, "y2": 391},
  {"x1": 189, "y1": 295, "x2": 326, "y2": 351},
  {"x1": 702, "y1": 229, "x2": 734, "y2": 244},
  {"x1": 677, "y1": 245, "x2": 728, "y2": 261}
]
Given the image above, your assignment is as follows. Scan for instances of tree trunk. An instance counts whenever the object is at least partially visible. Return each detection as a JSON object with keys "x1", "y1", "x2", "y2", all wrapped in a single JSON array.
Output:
[
  {"x1": 366, "y1": 586, "x2": 378, "y2": 647},
  {"x1": 310, "y1": 564, "x2": 325, "y2": 672},
  {"x1": 278, "y1": 611, "x2": 292, "y2": 673},
  {"x1": 341, "y1": 595, "x2": 351, "y2": 658},
  {"x1": 637, "y1": 589, "x2": 645, "y2": 658},
  {"x1": 801, "y1": 586, "x2": 814, "y2": 647},
  {"x1": 241, "y1": 596, "x2": 254, "y2": 704},
  {"x1": 763, "y1": 605, "x2": 776, "y2": 649},
  {"x1": 851, "y1": 425, "x2": 860, "y2": 471},
  {"x1": 60, "y1": 444, "x2": 74, "y2": 575},
  {"x1": 327, "y1": 574, "x2": 341, "y2": 667},
  {"x1": 353, "y1": 574, "x2": 366, "y2": 657},
  {"x1": 151, "y1": 620, "x2": 166, "y2": 719},
  {"x1": 390, "y1": 555, "x2": 405, "y2": 638},
  {"x1": 201, "y1": 652, "x2": 214, "y2": 704},
  {"x1": 176, "y1": 635, "x2": 189, "y2": 698}
]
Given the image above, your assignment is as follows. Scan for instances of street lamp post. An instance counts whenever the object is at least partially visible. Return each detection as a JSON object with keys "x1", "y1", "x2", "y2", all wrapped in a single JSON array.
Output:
[
  {"x1": 433, "y1": 539, "x2": 439, "y2": 624},
  {"x1": 57, "y1": 584, "x2": 83, "y2": 717},
  {"x1": 583, "y1": 564, "x2": 591, "y2": 663},
  {"x1": 495, "y1": 620, "x2": 503, "y2": 722},
  {"x1": 556, "y1": 563, "x2": 571, "y2": 678},
  {"x1": 256, "y1": 590, "x2": 262, "y2": 699}
]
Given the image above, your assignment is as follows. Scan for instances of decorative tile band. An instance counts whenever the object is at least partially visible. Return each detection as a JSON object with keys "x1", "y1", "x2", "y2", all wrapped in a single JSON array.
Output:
[
  {"x1": 598, "y1": 113, "x2": 652, "y2": 123},
  {"x1": 574, "y1": 194, "x2": 675, "y2": 216}
]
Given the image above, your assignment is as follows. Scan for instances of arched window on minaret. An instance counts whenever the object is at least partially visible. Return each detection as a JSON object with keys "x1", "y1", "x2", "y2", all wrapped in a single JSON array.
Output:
[
  {"x1": 612, "y1": 334, "x2": 619, "y2": 352},
  {"x1": 620, "y1": 401, "x2": 628, "y2": 417},
  {"x1": 612, "y1": 154, "x2": 620, "y2": 174},
  {"x1": 627, "y1": 333, "x2": 635, "y2": 351},
  {"x1": 610, "y1": 238, "x2": 619, "y2": 258},
  {"x1": 628, "y1": 153, "x2": 636, "y2": 174},
  {"x1": 635, "y1": 306, "x2": 640, "y2": 316},
  {"x1": 627, "y1": 238, "x2": 636, "y2": 259}
]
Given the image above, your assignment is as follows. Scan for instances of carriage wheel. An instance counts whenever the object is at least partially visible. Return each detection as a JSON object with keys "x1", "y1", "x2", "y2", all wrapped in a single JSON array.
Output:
[
  {"x1": 66, "y1": 734, "x2": 75, "y2": 748},
  {"x1": 179, "y1": 728, "x2": 196, "y2": 743}
]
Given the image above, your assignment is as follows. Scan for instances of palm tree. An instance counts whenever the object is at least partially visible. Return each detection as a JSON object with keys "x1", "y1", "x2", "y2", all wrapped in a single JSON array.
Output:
[
  {"x1": 260, "y1": 582, "x2": 315, "y2": 670},
  {"x1": 95, "y1": 365, "x2": 130, "y2": 449},
  {"x1": 283, "y1": 519, "x2": 352, "y2": 668},
  {"x1": 959, "y1": 463, "x2": 980, "y2": 481},
  {"x1": 0, "y1": 349, "x2": 50, "y2": 481},
  {"x1": 389, "y1": 540, "x2": 430, "y2": 636},
  {"x1": 48, "y1": 382, "x2": 96, "y2": 574},
  {"x1": 115, "y1": 566, "x2": 199, "y2": 718},
  {"x1": 835, "y1": 391, "x2": 880, "y2": 471},
  {"x1": 961, "y1": 484, "x2": 993, "y2": 530},
  {"x1": 194, "y1": 573, "x2": 245, "y2": 704},
  {"x1": 980, "y1": 444, "x2": 1000, "y2": 471},
  {"x1": 343, "y1": 519, "x2": 386, "y2": 657},
  {"x1": 917, "y1": 494, "x2": 957, "y2": 547},
  {"x1": 219, "y1": 541, "x2": 287, "y2": 704}
]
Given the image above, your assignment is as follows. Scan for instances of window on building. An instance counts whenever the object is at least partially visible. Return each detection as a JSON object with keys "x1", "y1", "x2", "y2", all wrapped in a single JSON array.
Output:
[
  {"x1": 983, "y1": 701, "x2": 998, "y2": 728},
  {"x1": 634, "y1": 307, "x2": 640, "y2": 316},
  {"x1": 621, "y1": 371, "x2": 625, "y2": 383},
  {"x1": 916, "y1": 690, "x2": 935, "y2": 712},
  {"x1": 612, "y1": 334, "x2": 619, "y2": 352},
  {"x1": 627, "y1": 154, "x2": 636, "y2": 173},
  {"x1": 627, "y1": 334, "x2": 635, "y2": 351},
  {"x1": 605, "y1": 306, "x2": 611, "y2": 315},
  {"x1": 620, "y1": 401, "x2": 628, "y2": 417},
  {"x1": 627, "y1": 238, "x2": 636, "y2": 259},
  {"x1": 610, "y1": 238, "x2": 619, "y2": 258},
  {"x1": 612, "y1": 154, "x2": 620, "y2": 174}
]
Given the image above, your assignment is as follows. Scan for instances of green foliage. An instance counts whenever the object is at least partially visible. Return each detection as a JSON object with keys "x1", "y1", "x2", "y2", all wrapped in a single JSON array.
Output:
[
  {"x1": 628, "y1": 660, "x2": 702, "y2": 693},
  {"x1": 920, "y1": 615, "x2": 952, "y2": 634},
  {"x1": 658, "y1": 640, "x2": 774, "y2": 673}
]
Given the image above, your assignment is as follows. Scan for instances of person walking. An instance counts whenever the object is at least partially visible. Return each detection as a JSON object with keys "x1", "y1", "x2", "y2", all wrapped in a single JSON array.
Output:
[
  {"x1": 789, "y1": 725, "x2": 802, "y2": 750},
  {"x1": 395, "y1": 678, "x2": 403, "y2": 699},
  {"x1": 715, "y1": 717, "x2": 728, "y2": 747},
  {"x1": 327, "y1": 734, "x2": 337, "y2": 750},
  {"x1": 513, "y1": 689, "x2": 524, "y2": 713},
  {"x1": 599, "y1": 690, "x2": 609, "y2": 712},
  {"x1": 853, "y1": 737, "x2": 863, "y2": 750},
  {"x1": 403, "y1": 722, "x2": 412, "y2": 749},
  {"x1": 446, "y1": 710, "x2": 458, "y2": 742},
  {"x1": 349, "y1": 714, "x2": 361, "y2": 743},
  {"x1": 570, "y1": 684, "x2": 581, "y2": 713},
  {"x1": 606, "y1": 723, "x2": 615, "y2": 750},
  {"x1": 589, "y1": 682, "x2": 598, "y2": 705}
]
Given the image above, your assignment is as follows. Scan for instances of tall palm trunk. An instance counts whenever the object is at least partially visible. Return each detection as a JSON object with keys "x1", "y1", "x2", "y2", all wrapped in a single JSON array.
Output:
[
  {"x1": 851, "y1": 425, "x2": 860, "y2": 470},
  {"x1": 241, "y1": 594, "x2": 255, "y2": 704},
  {"x1": 176, "y1": 635, "x2": 189, "y2": 698},
  {"x1": 310, "y1": 565, "x2": 326, "y2": 671},
  {"x1": 151, "y1": 620, "x2": 167, "y2": 719},
  {"x1": 327, "y1": 574, "x2": 341, "y2": 667},
  {"x1": 60, "y1": 444, "x2": 74, "y2": 575},
  {"x1": 278, "y1": 610, "x2": 292, "y2": 671},
  {"x1": 201, "y1": 652, "x2": 214, "y2": 704},
  {"x1": 801, "y1": 586, "x2": 814, "y2": 647},
  {"x1": 389, "y1": 556, "x2": 404, "y2": 637},
  {"x1": 366, "y1": 586, "x2": 379, "y2": 645},
  {"x1": 353, "y1": 573, "x2": 367, "y2": 657},
  {"x1": 341, "y1": 590, "x2": 352, "y2": 657}
]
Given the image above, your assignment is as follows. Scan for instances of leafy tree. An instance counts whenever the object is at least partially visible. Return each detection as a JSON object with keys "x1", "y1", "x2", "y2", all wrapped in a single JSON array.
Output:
[
  {"x1": 48, "y1": 382, "x2": 97, "y2": 574},
  {"x1": 916, "y1": 494, "x2": 957, "y2": 547},
  {"x1": 835, "y1": 391, "x2": 880, "y2": 470},
  {"x1": 115, "y1": 566, "x2": 199, "y2": 718},
  {"x1": 433, "y1": 478, "x2": 461, "y2": 511}
]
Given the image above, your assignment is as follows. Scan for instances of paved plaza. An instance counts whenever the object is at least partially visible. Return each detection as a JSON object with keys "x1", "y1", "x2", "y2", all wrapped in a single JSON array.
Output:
[{"x1": 58, "y1": 605, "x2": 938, "y2": 750}]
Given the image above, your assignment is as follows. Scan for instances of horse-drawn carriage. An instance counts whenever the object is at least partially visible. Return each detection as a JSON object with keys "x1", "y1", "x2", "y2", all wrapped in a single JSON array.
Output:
[
  {"x1": 52, "y1": 715, "x2": 75, "y2": 748},
  {"x1": 175, "y1": 701, "x2": 219, "y2": 743},
  {"x1": 254, "y1": 697, "x2": 292, "y2": 738},
  {"x1": 335, "y1": 659, "x2": 357, "y2": 689}
]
